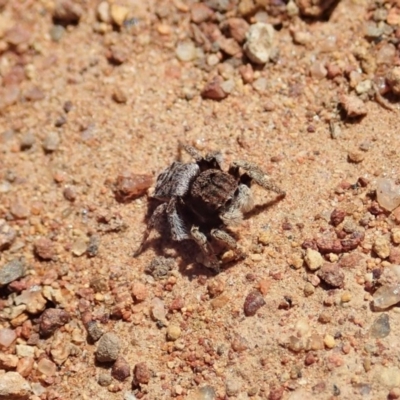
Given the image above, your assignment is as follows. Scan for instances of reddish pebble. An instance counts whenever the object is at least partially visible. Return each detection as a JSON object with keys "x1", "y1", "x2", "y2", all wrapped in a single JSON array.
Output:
[
  {"x1": 243, "y1": 291, "x2": 265, "y2": 316},
  {"x1": 190, "y1": 3, "x2": 213, "y2": 23},
  {"x1": 131, "y1": 282, "x2": 148, "y2": 302},
  {"x1": 34, "y1": 237, "x2": 56, "y2": 260},
  {"x1": 317, "y1": 263, "x2": 345, "y2": 288},
  {"x1": 111, "y1": 356, "x2": 131, "y2": 381},
  {"x1": 201, "y1": 76, "x2": 228, "y2": 101},
  {"x1": 39, "y1": 308, "x2": 71, "y2": 337},
  {"x1": 115, "y1": 173, "x2": 153, "y2": 201},
  {"x1": 169, "y1": 296, "x2": 184, "y2": 311},
  {"x1": 133, "y1": 362, "x2": 150, "y2": 385},
  {"x1": 268, "y1": 385, "x2": 284, "y2": 400},
  {"x1": 330, "y1": 209, "x2": 346, "y2": 226}
]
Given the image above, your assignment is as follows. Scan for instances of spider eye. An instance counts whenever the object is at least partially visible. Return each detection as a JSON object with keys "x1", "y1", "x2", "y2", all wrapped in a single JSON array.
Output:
[{"x1": 225, "y1": 198, "x2": 233, "y2": 207}]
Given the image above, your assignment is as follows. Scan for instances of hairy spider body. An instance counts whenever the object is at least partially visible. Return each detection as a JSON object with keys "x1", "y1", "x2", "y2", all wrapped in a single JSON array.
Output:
[{"x1": 134, "y1": 144, "x2": 285, "y2": 271}]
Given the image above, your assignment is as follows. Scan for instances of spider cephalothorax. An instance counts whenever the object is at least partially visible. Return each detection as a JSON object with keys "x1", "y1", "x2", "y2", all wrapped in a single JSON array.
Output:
[{"x1": 134, "y1": 144, "x2": 285, "y2": 271}]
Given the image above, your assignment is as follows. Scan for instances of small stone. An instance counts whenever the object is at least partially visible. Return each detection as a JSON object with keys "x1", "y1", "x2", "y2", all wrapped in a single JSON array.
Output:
[
  {"x1": 387, "y1": 67, "x2": 400, "y2": 95},
  {"x1": 258, "y1": 231, "x2": 272, "y2": 245},
  {"x1": 115, "y1": 173, "x2": 152, "y2": 201},
  {"x1": 98, "y1": 373, "x2": 112, "y2": 387},
  {"x1": 71, "y1": 238, "x2": 87, "y2": 256},
  {"x1": 191, "y1": 3, "x2": 213, "y2": 23},
  {"x1": 244, "y1": 22, "x2": 275, "y2": 64},
  {"x1": 373, "y1": 236, "x2": 390, "y2": 259},
  {"x1": 0, "y1": 221, "x2": 16, "y2": 251},
  {"x1": 201, "y1": 76, "x2": 228, "y2": 100},
  {"x1": 112, "y1": 87, "x2": 128, "y2": 104},
  {"x1": 317, "y1": 263, "x2": 345, "y2": 288},
  {"x1": 330, "y1": 209, "x2": 346, "y2": 226},
  {"x1": 374, "y1": 366, "x2": 400, "y2": 388},
  {"x1": 107, "y1": 45, "x2": 129, "y2": 65},
  {"x1": 243, "y1": 291, "x2": 265, "y2": 316},
  {"x1": 97, "y1": 1, "x2": 111, "y2": 23},
  {"x1": 34, "y1": 237, "x2": 56, "y2": 260},
  {"x1": 304, "y1": 248, "x2": 323, "y2": 271},
  {"x1": 176, "y1": 41, "x2": 197, "y2": 62},
  {"x1": 87, "y1": 236, "x2": 99, "y2": 257},
  {"x1": 340, "y1": 95, "x2": 367, "y2": 118},
  {"x1": 131, "y1": 282, "x2": 147, "y2": 302},
  {"x1": 239, "y1": 63, "x2": 254, "y2": 84},
  {"x1": 95, "y1": 332, "x2": 121, "y2": 362},
  {"x1": 224, "y1": 18, "x2": 249, "y2": 43},
  {"x1": 111, "y1": 356, "x2": 131, "y2": 381},
  {"x1": 355, "y1": 79, "x2": 372, "y2": 95},
  {"x1": 389, "y1": 388, "x2": 400, "y2": 400},
  {"x1": 10, "y1": 199, "x2": 30, "y2": 219},
  {"x1": 151, "y1": 298, "x2": 166, "y2": 323},
  {"x1": 110, "y1": 4, "x2": 128, "y2": 26},
  {"x1": 0, "y1": 372, "x2": 31, "y2": 400},
  {"x1": 39, "y1": 308, "x2": 71, "y2": 337},
  {"x1": 63, "y1": 186, "x2": 77, "y2": 201},
  {"x1": 310, "y1": 62, "x2": 327, "y2": 79},
  {"x1": 324, "y1": 334, "x2": 335, "y2": 349},
  {"x1": 0, "y1": 259, "x2": 25, "y2": 287},
  {"x1": 42, "y1": 132, "x2": 60, "y2": 152},
  {"x1": 226, "y1": 379, "x2": 241, "y2": 396},
  {"x1": 16, "y1": 357, "x2": 34, "y2": 378},
  {"x1": 86, "y1": 321, "x2": 104, "y2": 342},
  {"x1": 0, "y1": 354, "x2": 18, "y2": 370},
  {"x1": 304, "y1": 282, "x2": 315, "y2": 296},
  {"x1": 37, "y1": 358, "x2": 56, "y2": 376},
  {"x1": 20, "y1": 132, "x2": 35, "y2": 151},
  {"x1": 341, "y1": 292, "x2": 352, "y2": 302},
  {"x1": 133, "y1": 362, "x2": 150, "y2": 385},
  {"x1": 376, "y1": 178, "x2": 400, "y2": 212},
  {"x1": 207, "y1": 279, "x2": 225, "y2": 297},
  {"x1": 0, "y1": 328, "x2": 17, "y2": 348},
  {"x1": 348, "y1": 150, "x2": 365, "y2": 163},
  {"x1": 167, "y1": 325, "x2": 181, "y2": 341},
  {"x1": 15, "y1": 288, "x2": 46, "y2": 314},
  {"x1": 187, "y1": 386, "x2": 216, "y2": 400},
  {"x1": 318, "y1": 310, "x2": 331, "y2": 323},
  {"x1": 53, "y1": 0, "x2": 83, "y2": 25},
  {"x1": 373, "y1": 284, "x2": 400, "y2": 309},
  {"x1": 369, "y1": 313, "x2": 390, "y2": 338},
  {"x1": 49, "y1": 24, "x2": 65, "y2": 42}
]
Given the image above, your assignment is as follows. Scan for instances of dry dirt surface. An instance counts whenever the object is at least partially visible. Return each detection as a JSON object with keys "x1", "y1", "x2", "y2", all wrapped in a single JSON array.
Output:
[{"x1": 1, "y1": 0, "x2": 400, "y2": 399}]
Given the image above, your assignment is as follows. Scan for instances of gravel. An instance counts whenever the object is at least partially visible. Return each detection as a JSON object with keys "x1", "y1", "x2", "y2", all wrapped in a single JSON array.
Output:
[
  {"x1": 243, "y1": 23, "x2": 275, "y2": 64},
  {"x1": 0, "y1": 371, "x2": 31, "y2": 400},
  {"x1": 111, "y1": 356, "x2": 131, "y2": 381},
  {"x1": 243, "y1": 291, "x2": 266, "y2": 316},
  {"x1": 0, "y1": 259, "x2": 25, "y2": 287},
  {"x1": 39, "y1": 308, "x2": 71, "y2": 337},
  {"x1": 95, "y1": 332, "x2": 121, "y2": 363}
]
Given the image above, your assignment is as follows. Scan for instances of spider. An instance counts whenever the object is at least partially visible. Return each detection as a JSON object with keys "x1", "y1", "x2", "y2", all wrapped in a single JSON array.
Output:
[{"x1": 134, "y1": 144, "x2": 285, "y2": 272}]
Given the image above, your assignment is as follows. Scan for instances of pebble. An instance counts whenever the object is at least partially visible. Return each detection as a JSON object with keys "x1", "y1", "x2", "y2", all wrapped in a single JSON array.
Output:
[
  {"x1": 107, "y1": 45, "x2": 129, "y2": 65},
  {"x1": 15, "y1": 287, "x2": 47, "y2": 314},
  {"x1": 0, "y1": 328, "x2": 17, "y2": 348},
  {"x1": 191, "y1": 3, "x2": 213, "y2": 23},
  {"x1": 110, "y1": 4, "x2": 128, "y2": 26},
  {"x1": 201, "y1": 76, "x2": 228, "y2": 100},
  {"x1": 133, "y1": 362, "x2": 150, "y2": 385},
  {"x1": 187, "y1": 385, "x2": 216, "y2": 400},
  {"x1": 87, "y1": 235, "x2": 99, "y2": 257},
  {"x1": 243, "y1": 291, "x2": 265, "y2": 316},
  {"x1": 224, "y1": 18, "x2": 249, "y2": 43},
  {"x1": 20, "y1": 132, "x2": 35, "y2": 151},
  {"x1": 373, "y1": 284, "x2": 400, "y2": 309},
  {"x1": 150, "y1": 298, "x2": 167, "y2": 323},
  {"x1": 71, "y1": 238, "x2": 87, "y2": 256},
  {"x1": 330, "y1": 209, "x2": 345, "y2": 226},
  {"x1": 393, "y1": 229, "x2": 400, "y2": 244},
  {"x1": 49, "y1": 24, "x2": 65, "y2": 42},
  {"x1": 373, "y1": 236, "x2": 390, "y2": 259},
  {"x1": 304, "y1": 282, "x2": 315, "y2": 296},
  {"x1": 176, "y1": 41, "x2": 197, "y2": 62},
  {"x1": 112, "y1": 87, "x2": 128, "y2": 104},
  {"x1": 97, "y1": 1, "x2": 111, "y2": 23},
  {"x1": 98, "y1": 373, "x2": 112, "y2": 387},
  {"x1": 16, "y1": 357, "x2": 34, "y2": 378},
  {"x1": 226, "y1": 378, "x2": 241, "y2": 396},
  {"x1": 0, "y1": 354, "x2": 18, "y2": 369},
  {"x1": 53, "y1": 0, "x2": 83, "y2": 25},
  {"x1": 132, "y1": 281, "x2": 147, "y2": 302},
  {"x1": 0, "y1": 259, "x2": 26, "y2": 287},
  {"x1": 167, "y1": 325, "x2": 181, "y2": 341},
  {"x1": 95, "y1": 332, "x2": 121, "y2": 362},
  {"x1": 34, "y1": 237, "x2": 56, "y2": 260},
  {"x1": 348, "y1": 150, "x2": 365, "y2": 163},
  {"x1": 0, "y1": 372, "x2": 31, "y2": 400},
  {"x1": 304, "y1": 248, "x2": 323, "y2": 271},
  {"x1": 387, "y1": 67, "x2": 400, "y2": 95},
  {"x1": 42, "y1": 131, "x2": 60, "y2": 152},
  {"x1": 39, "y1": 308, "x2": 71, "y2": 337},
  {"x1": 111, "y1": 356, "x2": 131, "y2": 381},
  {"x1": 63, "y1": 186, "x2": 77, "y2": 201},
  {"x1": 37, "y1": 358, "x2": 56, "y2": 376},
  {"x1": 376, "y1": 178, "x2": 400, "y2": 211},
  {"x1": 115, "y1": 173, "x2": 153, "y2": 201},
  {"x1": 323, "y1": 334, "x2": 335, "y2": 349},
  {"x1": 340, "y1": 95, "x2": 367, "y2": 118},
  {"x1": 243, "y1": 22, "x2": 275, "y2": 64},
  {"x1": 207, "y1": 279, "x2": 225, "y2": 297},
  {"x1": 374, "y1": 366, "x2": 400, "y2": 388},
  {"x1": 370, "y1": 313, "x2": 390, "y2": 338},
  {"x1": 317, "y1": 263, "x2": 345, "y2": 288}
]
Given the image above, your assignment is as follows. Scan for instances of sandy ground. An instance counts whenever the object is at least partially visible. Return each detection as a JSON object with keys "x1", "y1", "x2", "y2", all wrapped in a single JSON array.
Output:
[{"x1": 1, "y1": 0, "x2": 400, "y2": 399}]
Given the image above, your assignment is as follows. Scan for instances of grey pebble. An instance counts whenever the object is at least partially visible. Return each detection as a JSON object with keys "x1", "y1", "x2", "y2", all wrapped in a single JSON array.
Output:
[
  {"x1": 49, "y1": 25, "x2": 65, "y2": 42},
  {"x1": 370, "y1": 313, "x2": 390, "y2": 338},
  {"x1": 20, "y1": 132, "x2": 35, "y2": 151},
  {"x1": 42, "y1": 132, "x2": 60, "y2": 152},
  {"x1": 97, "y1": 373, "x2": 112, "y2": 387},
  {"x1": 86, "y1": 321, "x2": 104, "y2": 342},
  {"x1": 95, "y1": 332, "x2": 120, "y2": 362},
  {"x1": 0, "y1": 259, "x2": 25, "y2": 287}
]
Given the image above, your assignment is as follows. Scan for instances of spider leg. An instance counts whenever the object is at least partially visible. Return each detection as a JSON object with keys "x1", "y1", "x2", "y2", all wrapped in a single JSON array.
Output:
[
  {"x1": 167, "y1": 198, "x2": 191, "y2": 241},
  {"x1": 211, "y1": 228, "x2": 245, "y2": 260},
  {"x1": 190, "y1": 226, "x2": 220, "y2": 272},
  {"x1": 179, "y1": 142, "x2": 223, "y2": 169},
  {"x1": 231, "y1": 160, "x2": 286, "y2": 197},
  {"x1": 179, "y1": 142, "x2": 202, "y2": 162},
  {"x1": 134, "y1": 203, "x2": 167, "y2": 257}
]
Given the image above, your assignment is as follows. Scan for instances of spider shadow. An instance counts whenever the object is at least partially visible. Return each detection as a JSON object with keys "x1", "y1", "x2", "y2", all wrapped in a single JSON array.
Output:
[{"x1": 244, "y1": 195, "x2": 286, "y2": 221}]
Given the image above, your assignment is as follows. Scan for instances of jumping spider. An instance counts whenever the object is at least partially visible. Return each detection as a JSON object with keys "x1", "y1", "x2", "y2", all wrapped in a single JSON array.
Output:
[{"x1": 134, "y1": 144, "x2": 285, "y2": 272}]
